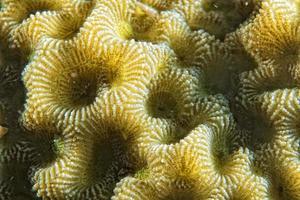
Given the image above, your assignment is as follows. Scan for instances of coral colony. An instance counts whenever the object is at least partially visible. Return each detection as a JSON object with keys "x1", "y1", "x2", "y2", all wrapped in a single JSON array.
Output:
[{"x1": 0, "y1": 0, "x2": 299, "y2": 199}]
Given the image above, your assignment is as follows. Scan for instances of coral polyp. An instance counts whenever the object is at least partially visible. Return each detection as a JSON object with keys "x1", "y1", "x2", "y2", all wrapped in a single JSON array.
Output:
[
  {"x1": 22, "y1": 40, "x2": 148, "y2": 129},
  {"x1": 0, "y1": 0, "x2": 67, "y2": 51},
  {"x1": 241, "y1": 0, "x2": 300, "y2": 67},
  {"x1": 60, "y1": 118, "x2": 141, "y2": 199},
  {"x1": 0, "y1": 0, "x2": 300, "y2": 199},
  {"x1": 125, "y1": 67, "x2": 201, "y2": 130}
]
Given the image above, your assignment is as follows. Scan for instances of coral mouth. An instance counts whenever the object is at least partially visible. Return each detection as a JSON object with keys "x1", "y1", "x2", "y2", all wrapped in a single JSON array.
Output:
[
  {"x1": 146, "y1": 91, "x2": 179, "y2": 119},
  {"x1": 54, "y1": 66, "x2": 110, "y2": 108},
  {"x1": 66, "y1": 73, "x2": 100, "y2": 106}
]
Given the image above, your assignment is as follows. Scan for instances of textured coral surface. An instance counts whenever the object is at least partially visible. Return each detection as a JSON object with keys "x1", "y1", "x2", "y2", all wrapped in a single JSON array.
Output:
[{"x1": 0, "y1": 0, "x2": 299, "y2": 199}]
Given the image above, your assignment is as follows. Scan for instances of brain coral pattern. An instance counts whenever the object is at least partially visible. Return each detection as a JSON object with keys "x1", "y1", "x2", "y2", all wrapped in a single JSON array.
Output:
[{"x1": 0, "y1": 0, "x2": 299, "y2": 199}]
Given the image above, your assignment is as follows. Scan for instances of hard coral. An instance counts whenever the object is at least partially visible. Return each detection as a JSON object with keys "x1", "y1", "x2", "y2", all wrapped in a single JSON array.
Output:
[{"x1": 0, "y1": 0, "x2": 299, "y2": 199}]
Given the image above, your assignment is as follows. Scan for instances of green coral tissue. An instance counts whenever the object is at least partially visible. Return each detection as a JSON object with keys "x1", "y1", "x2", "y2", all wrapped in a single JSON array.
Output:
[{"x1": 0, "y1": 0, "x2": 299, "y2": 199}]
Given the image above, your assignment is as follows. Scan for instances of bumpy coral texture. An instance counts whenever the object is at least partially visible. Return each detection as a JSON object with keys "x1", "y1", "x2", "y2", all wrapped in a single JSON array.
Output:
[{"x1": 0, "y1": 0, "x2": 299, "y2": 199}]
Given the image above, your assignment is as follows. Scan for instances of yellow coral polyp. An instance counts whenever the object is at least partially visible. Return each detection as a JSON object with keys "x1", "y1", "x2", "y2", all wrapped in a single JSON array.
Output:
[
  {"x1": 242, "y1": 0, "x2": 300, "y2": 68},
  {"x1": 252, "y1": 132, "x2": 300, "y2": 199},
  {"x1": 112, "y1": 177, "x2": 158, "y2": 200},
  {"x1": 152, "y1": 12, "x2": 216, "y2": 69},
  {"x1": 175, "y1": 0, "x2": 258, "y2": 39},
  {"x1": 133, "y1": 2, "x2": 158, "y2": 30},
  {"x1": 280, "y1": 94, "x2": 300, "y2": 136},
  {"x1": 55, "y1": 113, "x2": 142, "y2": 200},
  {"x1": 2, "y1": 0, "x2": 64, "y2": 24},
  {"x1": 82, "y1": 0, "x2": 176, "y2": 46},
  {"x1": 114, "y1": 147, "x2": 212, "y2": 200},
  {"x1": 125, "y1": 68, "x2": 201, "y2": 129},
  {"x1": 32, "y1": 126, "x2": 80, "y2": 199},
  {"x1": 152, "y1": 146, "x2": 214, "y2": 199},
  {"x1": 13, "y1": 12, "x2": 88, "y2": 53},
  {"x1": 83, "y1": 0, "x2": 136, "y2": 44},
  {"x1": 0, "y1": 0, "x2": 66, "y2": 52},
  {"x1": 22, "y1": 40, "x2": 149, "y2": 129},
  {"x1": 268, "y1": 163, "x2": 300, "y2": 200},
  {"x1": 208, "y1": 175, "x2": 269, "y2": 200}
]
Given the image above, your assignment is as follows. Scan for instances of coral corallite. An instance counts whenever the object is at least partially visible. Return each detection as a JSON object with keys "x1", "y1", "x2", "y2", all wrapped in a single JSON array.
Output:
[{"x1": 0, "y1": 0, "x2": 300, "y2": 199}]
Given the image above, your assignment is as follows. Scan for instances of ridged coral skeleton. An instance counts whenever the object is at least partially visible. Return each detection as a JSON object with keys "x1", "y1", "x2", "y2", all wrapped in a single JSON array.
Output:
[
  {"x1": 22, "y1": 39, "x2": 149, "y2": 130},
  {"x1": 0, "y1": 0, "x2": 299, "y2": 199},
  {"x1": 241, "y1": 0, "x2": 300, "y2": 68},
  {"x1": 0, "y1": 0, "x2": 67, "y2": 52}
]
